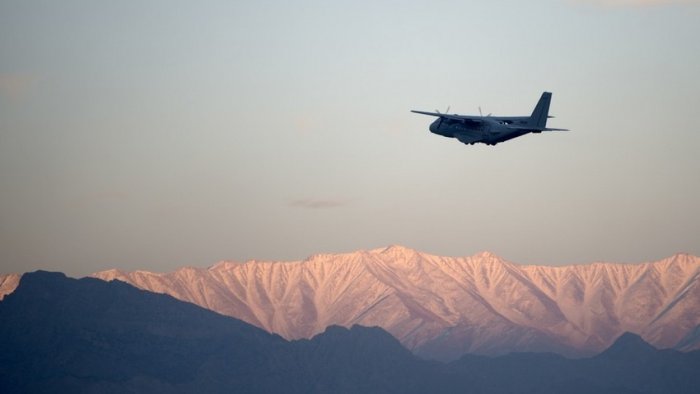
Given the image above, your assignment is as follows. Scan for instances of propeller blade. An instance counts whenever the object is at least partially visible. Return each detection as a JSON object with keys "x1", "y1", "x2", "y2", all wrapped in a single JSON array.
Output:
[{"x1": 435, "y1": 106, "x2": 450, "y2": 115}]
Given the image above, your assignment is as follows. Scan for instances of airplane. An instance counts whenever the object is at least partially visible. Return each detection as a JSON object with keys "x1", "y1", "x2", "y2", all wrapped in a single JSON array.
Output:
[{"x1": 411, "y1": 92, "x2": 568, "y2": 146}]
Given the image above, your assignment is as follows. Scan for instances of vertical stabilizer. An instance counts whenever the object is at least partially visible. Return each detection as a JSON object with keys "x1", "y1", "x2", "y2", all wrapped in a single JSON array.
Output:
[{"x1": 529, "y1": 92, "x2": 552, "y2": 128}]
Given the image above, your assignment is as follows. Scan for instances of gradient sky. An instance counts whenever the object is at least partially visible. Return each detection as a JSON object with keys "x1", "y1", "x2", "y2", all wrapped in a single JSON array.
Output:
[{"x1": 1, "y1": 0, "x2": 699, "y2": 276}]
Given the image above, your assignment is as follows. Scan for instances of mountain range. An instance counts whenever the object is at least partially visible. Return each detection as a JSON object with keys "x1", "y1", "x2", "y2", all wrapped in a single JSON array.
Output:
[
  {"x1": 2, "y1": 246, "x2": 698, "y2": 361},
  {"x1": 2, "y1": 270, "x2": 700, "y2": 393}
]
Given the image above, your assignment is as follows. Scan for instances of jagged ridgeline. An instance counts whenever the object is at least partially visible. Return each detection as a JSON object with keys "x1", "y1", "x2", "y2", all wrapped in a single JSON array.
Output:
[
  {"x1": 2, "y1": 271, "x2": 700, "y2": 393},
  {"x1": 2, "y1": 247, "x2": 699, "y2": 362},
  {"x1": 78, "y1": 247, "x2": 700, "y2": 361}
]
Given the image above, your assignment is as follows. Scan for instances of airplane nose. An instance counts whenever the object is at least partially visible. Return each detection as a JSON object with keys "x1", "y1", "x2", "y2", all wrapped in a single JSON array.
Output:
[{"x1": 429, "y1": 119, "x2": 440, "y2": 133}]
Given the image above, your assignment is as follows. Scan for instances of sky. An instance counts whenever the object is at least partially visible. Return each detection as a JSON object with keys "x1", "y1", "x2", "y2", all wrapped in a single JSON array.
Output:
[{"x1": 1, "y1": 0, "x2": 699, "y2": 276}]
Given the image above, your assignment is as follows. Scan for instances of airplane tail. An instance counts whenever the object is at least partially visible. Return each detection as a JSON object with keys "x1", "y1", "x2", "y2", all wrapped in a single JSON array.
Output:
[{"x1": 528, "y1": 92, "x2": 552, "y2": 128}]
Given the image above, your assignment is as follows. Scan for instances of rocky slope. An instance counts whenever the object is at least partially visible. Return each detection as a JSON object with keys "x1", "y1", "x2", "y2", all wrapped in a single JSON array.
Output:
[
  {"x1": 4, "y1": 271, "x2": 700, "y2": 393},
  {"x1": 87, "y1": 246, "x2": 700, "y2": 361}
]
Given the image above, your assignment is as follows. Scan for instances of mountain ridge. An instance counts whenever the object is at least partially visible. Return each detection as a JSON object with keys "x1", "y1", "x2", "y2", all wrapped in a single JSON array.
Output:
[
  {"x1": 2, "y1": 247, "x2": 698, "y2": 361},
  {"x1": 5, "y1": 270, "x2": 700, "y2": 393},
  {"x1": 90, "y1": 247, "x2": 700, "y2": 361}
]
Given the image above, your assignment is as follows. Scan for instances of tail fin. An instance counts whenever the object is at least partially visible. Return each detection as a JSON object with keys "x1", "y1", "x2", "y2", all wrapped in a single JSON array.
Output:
[{"x1": 528, "y1": 92, "x2": 552, "y2": 128}]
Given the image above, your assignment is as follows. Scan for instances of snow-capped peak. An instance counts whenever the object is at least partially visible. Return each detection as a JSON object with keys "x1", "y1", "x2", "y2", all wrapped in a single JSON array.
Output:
[{"x1": 18, "y1": 247, "x2": 700, "y2": 362}]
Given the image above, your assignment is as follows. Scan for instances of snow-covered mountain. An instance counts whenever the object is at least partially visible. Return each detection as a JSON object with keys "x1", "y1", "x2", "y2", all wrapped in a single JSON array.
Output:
[
  {"x1": 0, "y1": 274, "x2": 20, "y2": 301},
  {"x1": 84, "y1": 246, "x2": 700, "y2": 361},
  {"x1": 7, "y1": 271, "x2": 700, "y2": 393}
]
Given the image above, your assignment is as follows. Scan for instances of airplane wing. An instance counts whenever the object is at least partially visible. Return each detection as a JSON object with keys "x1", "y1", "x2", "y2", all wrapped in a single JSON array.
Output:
[
  {"x1": 411, "y1": 110, "x2": 484, "y2": 123},
  {"x1": 507, "y1": 126, "x2": 570, "y2": 132},
  {"x1": 410, "y1": 110, "x2": 443, "y2": 117}
]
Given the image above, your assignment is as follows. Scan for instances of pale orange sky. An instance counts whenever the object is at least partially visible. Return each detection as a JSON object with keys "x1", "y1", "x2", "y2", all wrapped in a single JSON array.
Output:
[{"x1": 1, "y1": 1, "x2": 699, "y2": 276}]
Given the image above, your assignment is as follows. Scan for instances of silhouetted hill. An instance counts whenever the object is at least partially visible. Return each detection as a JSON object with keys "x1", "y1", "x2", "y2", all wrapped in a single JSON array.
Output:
[
  {"x1": 596, "y1": 332, "x2": 659, "y2": 360},
  {"x1": 0, "y1": 271, "x2": 294, "y2": 393},
  {"x1": 0, "y1": 271, "x2": 434, "y2": 393},
  {"x1": 451, "y1": 333, "x2": 700, "y2": 394},
  {"x1": 2, "y1": 271, "x2": 699, "y2": 393},
  {"x1": 587, "y1": 333, "x2": 700, "y2": 394},
  {"x1": 290, "y1": 325, "x2": 441, "y2": 393}
]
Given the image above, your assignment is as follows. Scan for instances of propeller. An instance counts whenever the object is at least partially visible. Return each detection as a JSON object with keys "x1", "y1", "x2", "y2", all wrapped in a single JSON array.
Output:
[
  {"x1": 478, "y1": 106, "x2": 492, "y2": 117},
  {"x1": 434, "y1": 106, "x2": 450, "y2": 128},
  {"x1": 435, "y1": 106, "x2": 451, "y2": 115}
]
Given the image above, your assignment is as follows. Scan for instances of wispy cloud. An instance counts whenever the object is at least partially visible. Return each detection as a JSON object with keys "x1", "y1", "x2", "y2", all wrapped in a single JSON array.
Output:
[
  {"x1": 578, "y1": 0, "x2": 699, "y2": 7},
  {"x1": 289, "y1": 198, "x2": 347, "y2": 209},
  {"x1": 0, "y1": 73, "x2": 35, "y2": 100}
]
